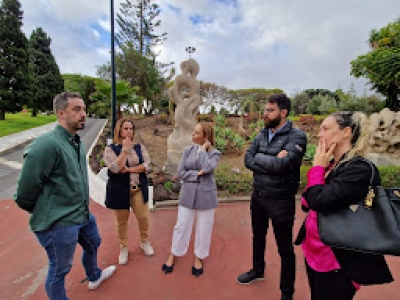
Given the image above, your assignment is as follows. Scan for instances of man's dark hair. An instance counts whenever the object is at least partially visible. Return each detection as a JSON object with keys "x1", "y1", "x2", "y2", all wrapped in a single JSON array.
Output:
[
  {"x1": 267, "y1": 93, "x2": 291, "y2": 117},
  {"x1": 53, "y1": 92, "x2": 82, "y2": 113}
]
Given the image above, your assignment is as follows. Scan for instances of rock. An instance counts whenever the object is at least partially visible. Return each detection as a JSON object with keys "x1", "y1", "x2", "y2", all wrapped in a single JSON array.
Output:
[{"x1": 231, "y1": 168, "x2": 241, "y2": 174}]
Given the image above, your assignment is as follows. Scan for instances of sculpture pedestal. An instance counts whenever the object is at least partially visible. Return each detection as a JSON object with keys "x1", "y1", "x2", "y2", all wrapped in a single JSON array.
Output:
[
  {"x1": 367, "y1": 153, "x2": 400, "y2": 166},
  {"x1": 166, "y1": 149, "x2": 184, "y2": 174}
]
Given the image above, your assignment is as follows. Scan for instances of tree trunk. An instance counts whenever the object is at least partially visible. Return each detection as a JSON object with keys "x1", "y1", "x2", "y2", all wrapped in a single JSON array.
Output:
[
  {"x1": 117, "y1": 105, "x2": 123, "y2": 120},
  {"x1": 0, "y1": 110, "x2": 5, "y2": 120},
  {"x1": 31, "y1": 108, "x2": 37, "y2": 117}
]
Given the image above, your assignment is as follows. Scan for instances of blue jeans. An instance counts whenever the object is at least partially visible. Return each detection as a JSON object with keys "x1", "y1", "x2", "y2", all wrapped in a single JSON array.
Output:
[{"x1": 35, "y1": 214, "x2": 102, "y2": 300}]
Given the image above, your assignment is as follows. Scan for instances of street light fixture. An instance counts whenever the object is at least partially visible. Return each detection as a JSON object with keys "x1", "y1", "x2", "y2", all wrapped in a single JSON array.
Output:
[
  {"x1": 110, "y1": 0, "x2": 117, "y2": 138},
  {"x1": 185, "y1": 46, "x2": 196, "y2": 58}
]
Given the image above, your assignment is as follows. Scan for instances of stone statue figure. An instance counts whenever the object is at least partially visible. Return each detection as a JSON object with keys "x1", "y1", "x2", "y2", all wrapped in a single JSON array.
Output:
[
  {"x1": 166, "y1": 58, "x2": 202, "y2": 173},
  {"x1": 368, "y1": 108, "x2": 400, "y2": 153},
  {"x1": 367, "y1": 108, "x2": 400, "y2": 166}
]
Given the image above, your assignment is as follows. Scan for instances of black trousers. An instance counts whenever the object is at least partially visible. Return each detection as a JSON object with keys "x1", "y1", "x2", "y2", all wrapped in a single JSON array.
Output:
[
  {"x1": 305, "y1": 260, "x2": 356, "y2": 300},
  {"x1": 251, "y1": 189, "x2": 296, "y2": 297}
]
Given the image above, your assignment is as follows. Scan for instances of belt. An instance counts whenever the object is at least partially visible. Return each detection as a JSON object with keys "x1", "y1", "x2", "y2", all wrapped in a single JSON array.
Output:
[{"x1": 186, "y1": 180, "x2": 200, "y2": 183}]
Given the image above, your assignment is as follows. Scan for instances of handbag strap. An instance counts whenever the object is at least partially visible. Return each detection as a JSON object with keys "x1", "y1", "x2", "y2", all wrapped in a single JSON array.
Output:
[{"x1": 352, "y1": 157, "x2": 377, "y2": 209}]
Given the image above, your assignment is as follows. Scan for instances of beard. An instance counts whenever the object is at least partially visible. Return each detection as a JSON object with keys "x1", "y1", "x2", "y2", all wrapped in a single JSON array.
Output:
[
  {"x1": 68, "y1": 119, "x2": 85, "y2": 131},
  {"x1": 264, "y1": 116, "x2": 281, "y2": 129}
]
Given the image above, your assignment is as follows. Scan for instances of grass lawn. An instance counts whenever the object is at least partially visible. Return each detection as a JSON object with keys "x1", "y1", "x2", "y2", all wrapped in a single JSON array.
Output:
[{"x1": 0, "y1": 112, "x2": 56, "y2": 137}]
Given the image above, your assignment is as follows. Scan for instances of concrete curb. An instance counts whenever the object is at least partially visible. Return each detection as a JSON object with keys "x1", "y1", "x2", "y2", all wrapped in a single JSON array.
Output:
[
  {"x1": 0, "y1": 122, "x2": 56, "y2": 155},
  {"x1": 85, "y1": 120, "x2": 108, "y2": 207}
]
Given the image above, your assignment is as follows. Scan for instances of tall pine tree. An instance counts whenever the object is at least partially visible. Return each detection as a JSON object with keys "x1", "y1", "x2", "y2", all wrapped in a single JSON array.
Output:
[
  {"x1": 28, "y1": 27, "x2": 64, "y2": 116},
  {"x1": 0, "y1": 0, "x2": 29, "y2": 120},
  {"x1": 116, "y1": 0, "x2": 167, "y2": 56}
]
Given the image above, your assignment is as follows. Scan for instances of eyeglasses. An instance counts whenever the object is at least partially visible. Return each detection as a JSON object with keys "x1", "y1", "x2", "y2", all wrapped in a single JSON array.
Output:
[{"x1": 264, "y1": 108, "x2": 278, "y2": 113}]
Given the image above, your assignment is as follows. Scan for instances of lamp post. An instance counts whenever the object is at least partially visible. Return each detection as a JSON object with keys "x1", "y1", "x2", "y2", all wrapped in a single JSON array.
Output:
[
  {"x1": 185, "y1": 46, "x2": 196, "y2": 58},
  {"x1": 110, "y1": 0, "x2": 117, "y2": 138}
]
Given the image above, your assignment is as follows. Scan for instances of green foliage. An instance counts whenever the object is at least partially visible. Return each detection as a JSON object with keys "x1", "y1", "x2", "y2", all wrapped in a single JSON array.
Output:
[
  {"x1": 215, "y1": 136, "x2": 228, "y2": 152},
  {"x1": 215, "y1": 164, "x2": 253, "y2": 195},
  {"x1": 318, "y1": 95, "x2": 338, "y2": 114},
  {"x1": 0, "y1": 0, "x2": 29, "y2": 120},
  {"x1": 90, "y1": 79, "x2": 142, "y2": 118},
  {"x1": 28, "y1": 27, "x2": 64, "y2": 117},
  {"x1": 351, "y1": 19, "x2": 400, "y2": 111},
  {"x1": 306, "y1": 94, "x2": 337, "y2": 115},
  {"x1": 306, "y1": 95, "x2": 323, "y2": 114},
  {"x1": 210, "y1": 105, "x2": 217, "y2": 115},
  {"x1": 214, "y1": 116, "x2": 246, "y2": 154},
  {"x1": 116, "y1": 0, "x2": 167, "y2": 57},
  {"x1": 304, "y1": 144, "x2": 316, "y2": 162},
  {"x1": 215, "y1": 114, "x2": 226, "y2": 126},
  {"x1": 200, "y1": 81, "x2": 231, "y2": 112},
  {"x1": 292, "y1": 91, "x2": 311, "y2": 115},
  {"x1": 379, "y1": 166, "x2": 400, "y2": 187},
  {"x1": 164, "y1": 180, "x2": 173, "y2": 192},
  {"x1": 247, "y1": 119, "x2": 264, "y2": 142},
  {"x1": 111, "y1": 0, "x2": 172, "y2": 114},
  {"x1": 304, "y1": 89, "x2": 340, "y2": 102},
  {"x1": 0, "y1": 112, "x2": 56, "y2": 137},
  {"x1": 230, "y1": 88, "x2": 283, "y2": 114},
  {"x1": 63, "y1": 74, "x2": 97, "y2": 113}
]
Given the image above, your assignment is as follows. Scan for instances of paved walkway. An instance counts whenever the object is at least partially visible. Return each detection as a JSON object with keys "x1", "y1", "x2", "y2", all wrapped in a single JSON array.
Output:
[{"x1": 0, "y1": 200, "x2": 399, "y2": 300}]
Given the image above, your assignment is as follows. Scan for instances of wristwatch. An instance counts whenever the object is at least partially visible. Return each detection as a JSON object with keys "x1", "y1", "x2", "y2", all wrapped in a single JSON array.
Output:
[{"x1": 122, "y1": 148, "x2": 130, "y2": 154}]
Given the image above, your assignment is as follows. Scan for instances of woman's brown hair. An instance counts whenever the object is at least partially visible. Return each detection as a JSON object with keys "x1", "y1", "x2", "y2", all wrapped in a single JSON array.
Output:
[
  {"x1": 198, "y1": 122, "x2": 215, "y2": 147},
  {"x1": 113, "y1": 118, "x2": 135, "y2": 144}
]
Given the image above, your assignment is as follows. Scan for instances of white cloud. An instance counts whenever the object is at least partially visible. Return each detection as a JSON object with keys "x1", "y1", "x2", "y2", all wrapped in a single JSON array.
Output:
[{"x1": 17, "y1": 0, "x2": 400, "y2": 95}]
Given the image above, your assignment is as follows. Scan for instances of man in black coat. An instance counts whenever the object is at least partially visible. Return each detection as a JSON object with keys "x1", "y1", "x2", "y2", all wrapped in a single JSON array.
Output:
[{"x1": 237, "y1": 94, "x2": 307, "y2": 300}]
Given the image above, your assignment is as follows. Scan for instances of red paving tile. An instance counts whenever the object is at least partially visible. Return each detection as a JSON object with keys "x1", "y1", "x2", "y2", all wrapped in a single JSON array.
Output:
[{"x1": 0, "y1": 199, "x2": 399, "y2": 300}]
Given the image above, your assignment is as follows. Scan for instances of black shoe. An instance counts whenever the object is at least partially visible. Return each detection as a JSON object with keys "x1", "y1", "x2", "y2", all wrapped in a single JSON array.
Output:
[
  {"x1": 192, "y1": 266, "x2": 203, "y2": 277},
  {"x1": 237, "y1": 269, "x2": 264, "y2": 285},
  {"x1": 162, "y1": 263, "x2": 174, "y2": 274}
]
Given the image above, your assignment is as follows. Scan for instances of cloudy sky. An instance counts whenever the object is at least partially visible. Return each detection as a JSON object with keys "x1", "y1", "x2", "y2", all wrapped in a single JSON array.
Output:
[{"x1": 19, "y1": 0, "x2": 400, "y2": 96}]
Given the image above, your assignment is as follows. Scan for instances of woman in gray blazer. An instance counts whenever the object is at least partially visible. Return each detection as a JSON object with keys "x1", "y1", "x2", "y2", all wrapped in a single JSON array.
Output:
[{"x1": 162, "y1": 122, "x2": 221, "y2": 277}]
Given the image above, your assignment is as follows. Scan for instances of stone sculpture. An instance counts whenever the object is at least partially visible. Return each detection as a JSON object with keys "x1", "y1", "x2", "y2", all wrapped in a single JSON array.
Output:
[
  {"x1": 166, "y1": 58, "x2": 202, "y2": 173},
  {"x1": 368, "y1": 108, "x2": 400, "y2": 153},
  {"x1": 367, "y1": 108, "x2": 400, "y2": 166}
]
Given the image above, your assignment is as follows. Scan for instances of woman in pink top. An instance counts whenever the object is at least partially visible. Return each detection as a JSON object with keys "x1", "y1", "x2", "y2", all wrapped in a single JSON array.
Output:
[{"x1": 295, "y1": 112, "x2": 393, "y2": 300}]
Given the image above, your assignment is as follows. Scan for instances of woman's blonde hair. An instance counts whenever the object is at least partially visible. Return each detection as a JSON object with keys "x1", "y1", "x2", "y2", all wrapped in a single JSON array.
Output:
[
  {"x1": 198, "y1": 122, "x2": 215, "y2": 147},
  {"x1": 330, "y1": 111, "x2": 370, "y2": 161},
  {"x1": 113, "y1": 118, "x2": 135, "y2": 144}
]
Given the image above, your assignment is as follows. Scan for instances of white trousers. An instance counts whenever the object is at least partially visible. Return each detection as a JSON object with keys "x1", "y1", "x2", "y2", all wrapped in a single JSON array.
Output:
[{"x1": 171, "y1": 205, "x2": 215, "y2": 260}]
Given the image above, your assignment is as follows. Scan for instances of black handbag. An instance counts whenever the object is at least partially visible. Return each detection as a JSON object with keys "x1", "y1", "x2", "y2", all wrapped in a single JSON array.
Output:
[{"x1": 318, "y1": 158, "x2": 400, "y2": 256}]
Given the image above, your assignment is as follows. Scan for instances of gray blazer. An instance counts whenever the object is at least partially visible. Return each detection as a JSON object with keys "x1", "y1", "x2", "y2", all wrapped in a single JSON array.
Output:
[{"x1": 177, "y1": 145, "x2": 221, "y2": 210}]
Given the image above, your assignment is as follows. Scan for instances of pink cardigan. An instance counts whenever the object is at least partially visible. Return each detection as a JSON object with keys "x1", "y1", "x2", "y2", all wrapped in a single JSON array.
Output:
[{"x1": 301, "y1": 166, "x2": 360, "y2": 290}]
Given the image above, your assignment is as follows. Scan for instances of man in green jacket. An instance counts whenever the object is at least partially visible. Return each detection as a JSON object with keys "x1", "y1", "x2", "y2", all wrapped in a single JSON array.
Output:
[{"x1": 14, "y1": 92, "x2": 116, "y2": 300}]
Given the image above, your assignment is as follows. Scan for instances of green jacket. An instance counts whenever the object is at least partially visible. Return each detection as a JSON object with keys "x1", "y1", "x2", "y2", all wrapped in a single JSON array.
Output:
[{"x1": 14, "y1": 125, "x2": 90, "y2": 232}]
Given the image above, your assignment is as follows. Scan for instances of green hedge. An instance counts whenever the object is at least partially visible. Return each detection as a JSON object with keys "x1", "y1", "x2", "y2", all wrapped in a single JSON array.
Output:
[{"x1": 215, "y1": 164, "x2": 400, "y2": 196}]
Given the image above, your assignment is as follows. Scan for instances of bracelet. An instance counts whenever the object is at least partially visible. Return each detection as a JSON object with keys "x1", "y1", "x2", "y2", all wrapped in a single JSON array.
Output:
[{"x1": 122, "y1": 148, "x2": 130, "y2": 154}]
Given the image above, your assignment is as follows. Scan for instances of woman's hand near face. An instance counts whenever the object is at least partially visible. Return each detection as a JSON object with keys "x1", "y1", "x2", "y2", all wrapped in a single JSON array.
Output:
[
  {"x1": 201, "y1": 140, "x2": 211, "y2": 151},
  {"x1": 122, "y1": 137, "x2": 133, "y2": 151},
  {"x1": 313, "y1": 139, "x2": 336, "y2": 167}
]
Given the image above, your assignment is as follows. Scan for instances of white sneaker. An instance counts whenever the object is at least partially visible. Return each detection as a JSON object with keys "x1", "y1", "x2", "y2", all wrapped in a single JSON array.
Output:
[
  {"x1": 119, "y1": 247, "x2": 129, "y2": 265},
  {"x1": 140, "y1": 241, "x2": 155, "y2": 256},
  {"x1": 88, "y1": 265, "x2": 116, "y2": 290}
]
